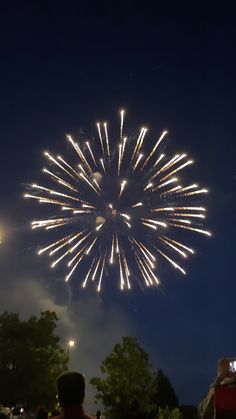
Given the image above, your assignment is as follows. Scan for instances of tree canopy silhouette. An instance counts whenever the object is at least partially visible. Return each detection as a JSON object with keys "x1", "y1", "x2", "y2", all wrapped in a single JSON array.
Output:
[
  {"x1": 0, "y1": 310, "x2": 68, "y2": 408},
  {"x1": 91, "y1": 336, "x2": 179, "y2": 419},
  {"x1": 154, "y1": 369, "x2": 178, "y2": 409}
]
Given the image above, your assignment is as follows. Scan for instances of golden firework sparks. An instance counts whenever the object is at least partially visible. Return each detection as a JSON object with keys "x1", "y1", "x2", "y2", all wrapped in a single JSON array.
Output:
[{"x1": 25, "y1": 110, "x2": 211, "y2": 291}]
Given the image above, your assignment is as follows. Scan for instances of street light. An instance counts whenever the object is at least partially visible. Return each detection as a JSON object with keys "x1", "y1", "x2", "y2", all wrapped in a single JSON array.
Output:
[
  {"x1": 67, "y1": 339, "x2": 76, "y2": 356},
  {"x1": 68, "y1": 340, "x2": 75, "y2": 348}
]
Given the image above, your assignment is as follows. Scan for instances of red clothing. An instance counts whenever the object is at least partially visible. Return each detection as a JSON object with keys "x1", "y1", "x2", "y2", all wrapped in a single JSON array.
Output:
[
  {"x1": 53, "y1": 405, "x2": 95, "y2": 419},
  {"x1": 215, "y1": 383, "x2": 236, "y2": 418}
]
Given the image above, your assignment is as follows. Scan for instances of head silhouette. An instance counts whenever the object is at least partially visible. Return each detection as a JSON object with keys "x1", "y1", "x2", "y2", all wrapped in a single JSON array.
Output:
[{"x1": 57, "y1": 372, "x2": 85, "y2": 407}]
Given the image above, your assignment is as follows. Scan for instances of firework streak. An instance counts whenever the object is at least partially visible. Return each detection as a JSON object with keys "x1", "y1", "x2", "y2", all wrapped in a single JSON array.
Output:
[{"x1": 25, "y1": 110, "x2": 211, "y2": 291}]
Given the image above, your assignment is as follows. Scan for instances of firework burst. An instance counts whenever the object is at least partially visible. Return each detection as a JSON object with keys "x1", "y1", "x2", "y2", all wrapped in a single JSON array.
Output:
[{"x1": 25, "y1": 110, "x2": 211, "y2": 292}]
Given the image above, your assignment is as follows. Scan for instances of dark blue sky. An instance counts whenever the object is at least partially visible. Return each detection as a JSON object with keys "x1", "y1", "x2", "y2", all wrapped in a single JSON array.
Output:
[{"x1": 0, "y1": 1, "x2": 236, "y2": 410}]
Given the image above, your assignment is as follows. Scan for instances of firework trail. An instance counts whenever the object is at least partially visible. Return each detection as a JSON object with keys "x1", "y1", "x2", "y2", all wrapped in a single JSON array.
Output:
[{"x1": 25, "y1": 110, "x2": 211, "y2": 292}]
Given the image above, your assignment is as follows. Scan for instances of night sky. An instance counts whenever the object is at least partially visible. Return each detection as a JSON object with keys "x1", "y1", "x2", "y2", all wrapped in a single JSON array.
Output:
[{"x1": 0, "y1": 1, "x2": 236, "y2": 412}]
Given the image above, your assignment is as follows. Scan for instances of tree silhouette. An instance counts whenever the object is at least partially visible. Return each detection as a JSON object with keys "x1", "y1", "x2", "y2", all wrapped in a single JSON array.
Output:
[
  {"x1": 154, "y1": 369, "x2": 178, "y2": 409},
  {"x1": 0, "y1": 310, "x2": 68, "y2": 408},
  {"x1": 91, "y1": 337, "x2": 156, "y2": 419}
]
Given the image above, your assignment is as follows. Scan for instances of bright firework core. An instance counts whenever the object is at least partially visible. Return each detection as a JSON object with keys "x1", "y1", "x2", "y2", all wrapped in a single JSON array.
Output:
[{"x1": 25, "y1": 110, "x2": 211, "y2": 292}]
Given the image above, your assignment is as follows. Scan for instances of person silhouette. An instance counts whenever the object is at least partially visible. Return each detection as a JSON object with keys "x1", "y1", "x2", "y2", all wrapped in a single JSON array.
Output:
[
  {"x1": 53, "y1": 372, "x2": 95, "y2": 419},
  {"x1": 198, "y1": 358, "x2": 236, "y2": 419}
]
